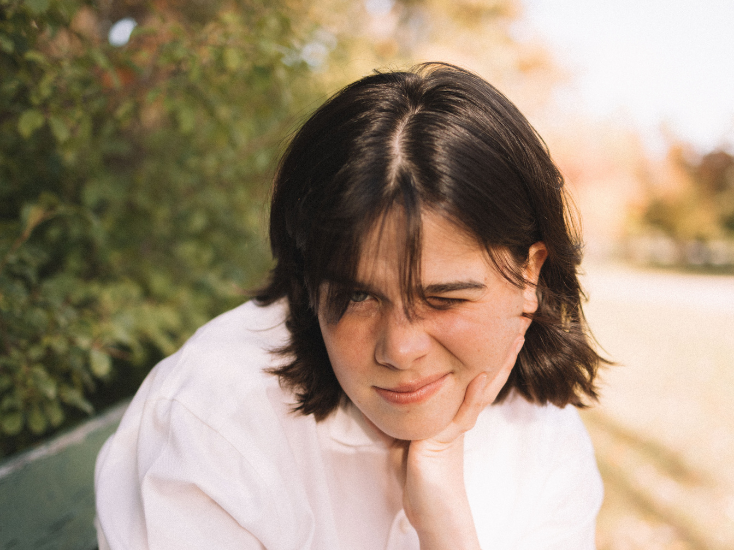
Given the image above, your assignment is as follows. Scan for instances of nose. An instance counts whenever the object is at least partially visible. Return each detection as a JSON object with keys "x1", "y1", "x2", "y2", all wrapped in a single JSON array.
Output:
[{"x1": 374, "y1": 305, "x2": 431, "y2": 370}]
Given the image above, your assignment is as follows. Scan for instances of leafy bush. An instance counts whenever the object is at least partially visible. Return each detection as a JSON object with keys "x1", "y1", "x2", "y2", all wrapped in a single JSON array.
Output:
[{"x1": 0, "y1": 0, "x2": 318, "y2": 455}]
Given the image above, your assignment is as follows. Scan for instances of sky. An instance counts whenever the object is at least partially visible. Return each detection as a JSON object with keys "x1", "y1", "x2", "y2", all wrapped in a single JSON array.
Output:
[{"x1": 519, "y1": 0, "x2": 734, "y2": 154}]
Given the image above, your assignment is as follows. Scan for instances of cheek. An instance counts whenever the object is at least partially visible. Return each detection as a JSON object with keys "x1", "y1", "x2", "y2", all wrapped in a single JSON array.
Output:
[
  {"x1": 432, "y1": 304, "x2": 523, "y2": 372},
  {"x1": 319, "y1": 317, "x2": 374, "y2": 379}
]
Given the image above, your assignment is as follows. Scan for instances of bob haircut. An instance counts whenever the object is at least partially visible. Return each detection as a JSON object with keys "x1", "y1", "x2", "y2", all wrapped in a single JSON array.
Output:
[{"x1": 256, "y1": 63, "x2": 603, "y2": 420}]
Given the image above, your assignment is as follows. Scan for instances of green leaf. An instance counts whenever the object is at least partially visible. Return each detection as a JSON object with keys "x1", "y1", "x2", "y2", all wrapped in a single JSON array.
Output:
[
  {"x1": 18, "y1": 109, "x2": 45, "y2": 138},
  {"x1": 59, "y1": 385, "x2": 93, "y2": 414},
  {"x1": 21, "y1": 203, "x2": 49, "y2": 233},
  {"x1": 27, "y1": 345, "x2": 45, "y2": 361},
  {"x1": 24, "y1": 50, "x2": 48, "y2": 65},
  {"x1": 223, "y1": 48, "x2": 241, "y2": 72},
  {"x1": 1, "y1": 394, "x2": 21, "y2": 411},
  {"x1": 49, "y1": 115, "x2": 70, "y2": 143},
  {"x1": 31, "y1": 366, "x2": 57, "y2": 399},
  {"x1": 0, "y1": 33, "x2": 14, "y2": 54},
  {"x1": 27, "y1": 404, "x2": 48, "y2": 434},
  {"x1": 90, "y1": 49, "x2": 112, "y2": 71},
  {"x1": 1, "y1": 411, "x2": 24, "y2": 435},
  {"x1": 90, "y1": 348, "x2": 112, "y2": 378},
  {"x1": 23, "y1": 0, "x2": 50, "y2": 14},
  {"x1": 176, "y1": 105, "x2": 196, "y2": 134},
  {"x1": 43, "y1": 400, "x2": 65, "y2": 427}
]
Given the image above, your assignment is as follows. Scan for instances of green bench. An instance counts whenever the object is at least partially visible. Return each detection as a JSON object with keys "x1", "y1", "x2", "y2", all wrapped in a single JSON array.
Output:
[{"x1": 0, "y1": 401, "x2": 128, "y2": 550}]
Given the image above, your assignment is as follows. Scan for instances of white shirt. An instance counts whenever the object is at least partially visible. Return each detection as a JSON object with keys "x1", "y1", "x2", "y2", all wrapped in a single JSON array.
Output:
[{"x1": 95, "y1": 300, "x2": 603, "y2": 549}]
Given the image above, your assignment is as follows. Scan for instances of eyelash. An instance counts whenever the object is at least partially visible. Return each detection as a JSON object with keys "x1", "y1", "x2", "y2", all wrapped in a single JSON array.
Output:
[
  {"x1": 426, "y1": 297, "x2": 465, "y2": 309},
  {"x1": 347, "y1": 292, "x2": 464, "y2": 310}
]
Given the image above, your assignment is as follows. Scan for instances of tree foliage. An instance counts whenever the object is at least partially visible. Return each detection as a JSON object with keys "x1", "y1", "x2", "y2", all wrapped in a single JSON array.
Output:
[
  {"x1": 641, "y1": 148, "x2": 734, "y2": 242},
  {"x1": 0, "y1": 0, "x2": 318, "y2": 454}
]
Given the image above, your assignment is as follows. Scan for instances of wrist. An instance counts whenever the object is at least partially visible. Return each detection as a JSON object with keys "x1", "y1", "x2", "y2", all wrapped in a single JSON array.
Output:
[
  {"x1": 412, "y1": 503, "x2": 481, "y2": 550},
  {"x1": 404, "y1": 439, "x2": 480, "y2": 550}
]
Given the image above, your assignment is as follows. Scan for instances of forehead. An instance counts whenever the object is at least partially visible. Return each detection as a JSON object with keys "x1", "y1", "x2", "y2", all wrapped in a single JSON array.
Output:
[{"x1": 356, "y1": 208, "x2": 493, "y2": 285}]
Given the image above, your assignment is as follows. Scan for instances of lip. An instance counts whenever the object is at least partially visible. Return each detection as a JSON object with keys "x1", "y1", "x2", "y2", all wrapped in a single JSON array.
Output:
[{"x1": 374, "y1": 373, "x2": 450, "y2": 405}]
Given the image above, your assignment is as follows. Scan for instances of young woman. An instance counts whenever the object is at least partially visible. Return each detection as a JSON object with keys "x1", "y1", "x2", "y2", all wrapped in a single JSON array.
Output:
[{"x1": 95, "y1": 63, "x2": 605, "y2": 550}]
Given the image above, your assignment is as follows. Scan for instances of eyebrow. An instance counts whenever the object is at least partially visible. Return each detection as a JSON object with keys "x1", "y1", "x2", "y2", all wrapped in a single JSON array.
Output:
[
  {"x1": 423, "y1": 281, "x2": 486, "y2": 294},
  {"x1": 330, "y1": 279, "x2": 486, "y2": 296}
]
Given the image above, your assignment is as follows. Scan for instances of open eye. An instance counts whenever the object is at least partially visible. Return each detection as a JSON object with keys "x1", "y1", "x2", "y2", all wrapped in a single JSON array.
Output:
[{"x1": 350, "y1": 291, "x2": 370, "y2": 303}]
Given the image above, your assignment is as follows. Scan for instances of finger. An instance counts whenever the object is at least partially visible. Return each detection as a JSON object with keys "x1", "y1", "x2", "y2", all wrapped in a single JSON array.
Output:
[
  {"x1": 423, "y1": 336, "x2": 525, "y2": 445},
  {"x1": 429, "y1": 373, "x2": 488, "y2": 444},
  {"x1": 451, "y1": 372, "x2": 488, "y2": 429}
]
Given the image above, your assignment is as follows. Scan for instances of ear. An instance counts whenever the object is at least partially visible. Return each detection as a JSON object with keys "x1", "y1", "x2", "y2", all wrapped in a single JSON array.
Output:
[{"x1": 521, "y1": 242, "x2": 547, "y2": 315}]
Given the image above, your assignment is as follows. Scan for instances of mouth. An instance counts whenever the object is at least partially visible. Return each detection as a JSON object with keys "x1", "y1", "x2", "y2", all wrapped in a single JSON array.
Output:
[{"x1": 374, "y1": 373, "x2": 450, "y2": 405}]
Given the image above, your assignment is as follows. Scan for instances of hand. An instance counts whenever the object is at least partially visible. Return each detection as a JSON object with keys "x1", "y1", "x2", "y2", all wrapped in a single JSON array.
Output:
[{"x1": 392, "y1": 334, "x2": 526, "y2": 550}]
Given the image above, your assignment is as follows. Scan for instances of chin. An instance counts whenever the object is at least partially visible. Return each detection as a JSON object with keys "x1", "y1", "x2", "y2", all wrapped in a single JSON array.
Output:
[{"x1": 373, "y1": 415, "x2": 450, "y2": 442}]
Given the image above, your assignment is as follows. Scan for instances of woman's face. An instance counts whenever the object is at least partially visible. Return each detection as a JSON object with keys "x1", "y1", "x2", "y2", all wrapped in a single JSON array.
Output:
[{"x1": 318, "y1": 210, "x2": 546, "y2": 441}]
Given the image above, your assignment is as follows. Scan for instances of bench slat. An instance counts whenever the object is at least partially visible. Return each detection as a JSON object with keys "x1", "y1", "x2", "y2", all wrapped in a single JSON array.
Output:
[{"x1": 0, "y1": 401, "x2": 128, "y2": 550}]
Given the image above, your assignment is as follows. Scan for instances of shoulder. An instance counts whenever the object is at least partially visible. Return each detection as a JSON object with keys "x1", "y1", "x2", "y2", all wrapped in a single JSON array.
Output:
[
  {"x1": 138, "y1": 300, "x2": 290, "y2": 406},
  {"x1": 95, "y1": 300, "x2": 320, "y2": 548},
  {"x1": 100, "y1": 299, "x2": 295, "y2": 472},
  {"x1": 466, "y1": 393, "x2": 602, "y2": 548},
  {"x1": 100, "y1": 299, "x2": 294, "y2": 453},
  {"x1": 179, "y1": 299, "x2": 290, "y2": 374},
  {"x1": 469, "y1": 391, "x2": 593, "y2": 458}
]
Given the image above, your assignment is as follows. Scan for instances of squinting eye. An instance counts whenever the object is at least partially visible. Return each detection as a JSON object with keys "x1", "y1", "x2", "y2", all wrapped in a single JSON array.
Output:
[
  {"x1": 426, "y1": 297, "x2": 464, "y2": 309},
  {"x1": 350, "y1": 291, "x2": 370, "y2": 303}
]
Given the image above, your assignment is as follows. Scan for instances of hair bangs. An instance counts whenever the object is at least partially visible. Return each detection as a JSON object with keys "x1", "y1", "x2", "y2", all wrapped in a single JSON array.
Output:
[{"x1": 317, "y1": 171, "x2": 426, "y2": 323}]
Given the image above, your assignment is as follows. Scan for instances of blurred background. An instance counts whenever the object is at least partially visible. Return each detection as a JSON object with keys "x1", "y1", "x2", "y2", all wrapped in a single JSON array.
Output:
[{"x1": 1, "y1": 0, "x2": 732, "y2": 548}]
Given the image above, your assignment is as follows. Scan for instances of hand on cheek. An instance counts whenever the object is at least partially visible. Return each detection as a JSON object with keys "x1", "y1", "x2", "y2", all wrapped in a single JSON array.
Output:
[{"x1": 399, "y1": 334, "x2": 526, "y2": 550}]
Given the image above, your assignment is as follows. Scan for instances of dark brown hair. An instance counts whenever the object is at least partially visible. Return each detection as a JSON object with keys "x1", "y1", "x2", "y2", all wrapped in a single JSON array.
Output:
[{"x1": 256, "y1": 62, "x2": 604, "y2": 420}]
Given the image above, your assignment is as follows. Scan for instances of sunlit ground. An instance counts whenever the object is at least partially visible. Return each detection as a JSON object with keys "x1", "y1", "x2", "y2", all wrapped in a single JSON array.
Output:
[{"x1": 580, "y1": 262, "x2": 734, "y2": 550}]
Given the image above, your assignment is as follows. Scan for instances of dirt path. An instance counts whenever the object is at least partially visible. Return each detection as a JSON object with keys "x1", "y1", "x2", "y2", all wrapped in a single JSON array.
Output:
[{"x1": 580, "y1": 262, "x2": 734, "y2": 550}]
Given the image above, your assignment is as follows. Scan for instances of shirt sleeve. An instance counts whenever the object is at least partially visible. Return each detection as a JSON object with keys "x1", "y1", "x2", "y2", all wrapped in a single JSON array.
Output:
[{"x1": 96, "y1": 398, "x2": 289, "y2": 550}]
